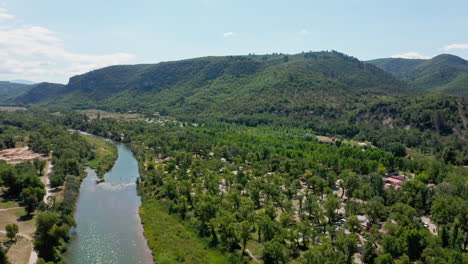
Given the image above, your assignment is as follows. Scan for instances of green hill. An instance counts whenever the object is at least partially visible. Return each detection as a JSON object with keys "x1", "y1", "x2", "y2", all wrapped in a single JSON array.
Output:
[
  {"x1": 0, "y1": 81, "x2": 32, "y2": 100},
  {"x1": 16, "y1": 51, "x2": 405, "y2": 115},
  {"x1": 13, "y1": 82, "x2": 66, "y2": 104},
  {"x1": 368, "y1": 54, "x2": 468, "y2": 96}
]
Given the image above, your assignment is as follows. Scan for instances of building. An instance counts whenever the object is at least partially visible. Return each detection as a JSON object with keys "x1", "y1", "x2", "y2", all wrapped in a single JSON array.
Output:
[{"x1": 384, "y1": 176, "x2": 406, "y2": 188}]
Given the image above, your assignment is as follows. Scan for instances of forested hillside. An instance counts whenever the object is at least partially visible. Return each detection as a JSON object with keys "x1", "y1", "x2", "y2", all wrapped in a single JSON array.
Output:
[
  {"x1": 368, "y1": 54, "x2": 468, "y2": 96},
  {"x1": 12, "y1": 82, "x2": 66, "y2": 104},
  {"x1": 14, "y1": 51, "x2": 404, "y2": 113},
  {"x1": 0, "y1": 81, "x2": 32, "y2": 99}
]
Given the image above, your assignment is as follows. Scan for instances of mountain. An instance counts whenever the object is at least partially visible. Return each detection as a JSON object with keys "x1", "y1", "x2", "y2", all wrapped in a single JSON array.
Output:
[
  {"x1": 368, "y1": 54, "x2": 468, "y2": 96},
  {"x1": 0, "y1": 81, "x2": 32, "y2": 98},
  {"x1": 13, "y1": 82, "x2": 67, "y2": 104},
  {"x1": 9, "y1": 51, "x2": 467, "y2": 150},
  {"x1": 15, "y1": 51, "x2": 405, "y2": 116}
]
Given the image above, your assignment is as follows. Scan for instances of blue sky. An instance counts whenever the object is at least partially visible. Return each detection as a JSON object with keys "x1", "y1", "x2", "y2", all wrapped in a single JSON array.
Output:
[{"x1": 1, "y1": 0, "x2": 468, "y2": 83}]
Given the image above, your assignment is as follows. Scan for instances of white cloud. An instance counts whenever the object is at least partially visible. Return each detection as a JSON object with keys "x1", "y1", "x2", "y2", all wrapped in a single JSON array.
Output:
[
  {"x1": 0, "y1": 8, "x2": 13, "y2": 21},
  {"x1": 0, "y1": 10, "x2": 135, "y2": 83},
  {"x1": 390, "y1": 52, "x2": 430, "y2": 59},
  {"x1": 442, "y1": 43, "x2": 468, "y2": 51},
  {"x1": 223, "y1": 32, "x2": 236, "y2": 37}
]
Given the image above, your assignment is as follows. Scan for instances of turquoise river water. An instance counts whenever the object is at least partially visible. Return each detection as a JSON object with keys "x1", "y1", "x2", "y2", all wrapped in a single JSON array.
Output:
[{"x1": 65, "y1": 143, "x2": 153, "y2": 264}]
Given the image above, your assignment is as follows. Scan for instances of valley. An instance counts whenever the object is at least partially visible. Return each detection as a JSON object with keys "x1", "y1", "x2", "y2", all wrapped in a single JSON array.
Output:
[{"x1": 0, "y1": 50, "x2": 467, "y2": 264}]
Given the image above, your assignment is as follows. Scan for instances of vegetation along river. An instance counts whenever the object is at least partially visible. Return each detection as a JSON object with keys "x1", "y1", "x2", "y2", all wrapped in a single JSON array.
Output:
[{"x1": 65, "y1": 143, "x2": 153, "y2": 264}]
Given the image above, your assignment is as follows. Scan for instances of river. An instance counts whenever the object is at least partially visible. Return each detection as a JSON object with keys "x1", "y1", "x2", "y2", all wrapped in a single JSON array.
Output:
[{"x1": 65, "y1": 143, "x2": 153, "y2": 264}]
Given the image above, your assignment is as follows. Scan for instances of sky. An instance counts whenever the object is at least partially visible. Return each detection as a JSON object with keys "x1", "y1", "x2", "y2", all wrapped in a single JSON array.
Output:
[{"x1": 1, "y1": 0, "x2": 468, "y2": 83}]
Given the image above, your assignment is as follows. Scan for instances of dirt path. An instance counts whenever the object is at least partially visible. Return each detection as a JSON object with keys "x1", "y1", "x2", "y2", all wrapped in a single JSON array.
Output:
[
  {"x1": 42, "y1": 162, "x2": 54, "y2": 203},
  {"x1": 0, "y1": 207, "x2": 23, "y2": 212},
  {"x1": 421, "y1": 216, "x2": 438, "y2": 235},
  {"x1": 245, "y1": 248, "x2": 259, "y2": 263},
  {"x1": 0, "y1": 230, "x2": 33, "y2": 241}
]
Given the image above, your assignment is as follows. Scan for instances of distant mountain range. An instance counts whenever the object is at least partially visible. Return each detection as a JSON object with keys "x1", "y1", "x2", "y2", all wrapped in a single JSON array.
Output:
[
  {"x1": 368, "y1": 54, "x2": 468, "y2": 97},
  {"x1": 0, "y1": 81, "x2": 33, "y2": 98}
]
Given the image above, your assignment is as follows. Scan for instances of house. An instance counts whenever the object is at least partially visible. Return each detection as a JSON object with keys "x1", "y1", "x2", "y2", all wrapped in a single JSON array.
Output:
[{"x1": 384, "y1": 176, "x2": 406, "y2": 187}]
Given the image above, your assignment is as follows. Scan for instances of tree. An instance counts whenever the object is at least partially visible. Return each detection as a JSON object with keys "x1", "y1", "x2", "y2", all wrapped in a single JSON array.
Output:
[
  {"x1": 1, "y1": 167, "x2": 20, "y2": 196},
  {"x1": 324, "y1": 195, "x2": 340, "y2": 224},
  {"x1": 381, "y1": 235, "x2": 403, "y2": 258},
  {"x1": 441, "y1": 146, "x2": 456, "y2": 164},
  {"x1": 362, "y1": 240, "x2": 377, "y2": 264},
  {"x1": 369, "y1": 173, "x2": 384, "y2": 197},
  {"x1": 402, "y1": 228, "x2": 426, "y2": 260},
  {"x1": 0, "y1": 247, "x2": 9, "y2": 264},
  {"x1": 400, "y1": 180, "x2": 429, "y2": 211},
  {"x1": 5, "y1": 223, "x2": 18, "y2": 241},
  {"x1": 375, "y1": 253, "x2": 394, "y2": 264},
  {"x1": 389, "y1": 203, "x2": 417, "y2": 226},
  {"x1": 33, "y1": 159, "x2": 47, "y2": 176},
  {"x1": 430, "y1": 195, "x2": 458, "y2": 225},
  {"x1": 345, "y1": 215, "x2": 361, "y2": 233},
  {"x1": 21, "y1": 186, "x2": 45, "y2": 215},
  {"x1": 301, "y1": 241, "x2": 346, "y2": 264},
  {"x1": 3, "y1": 135, "x2": 15, "y2": 148},
  {"x1": 239, "y1": 221, "x2": 251, "y2": 254},
  {"x1": 34, "y1": 212, "x2": 69, "y2": 261},
  {"x1": 385, "y1": 143, "x2": 406, "y2": 157},
  {"x1": 366, "y1": 197, "x2": 386, "y2": 224},
  {"x1": 28, "y1": 133, "x2": 50, "y2": 155},
  {"x1": 263, "y1": 239, "x2": 288, "y2": 264},
  {"x1": 340, "y1": 171, "x2": 359, "y2": 199},
  {"x1": 335, "y1": 234, "x2": 358, "y2": 263}
]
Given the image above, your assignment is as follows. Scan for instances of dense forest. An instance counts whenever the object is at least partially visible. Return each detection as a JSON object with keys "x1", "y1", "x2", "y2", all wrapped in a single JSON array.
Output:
[
  {"x1": 57, "y1": 110, "x2": 467, "y2": 264},
  {"x1": 0, "y1": 104, "x2": 466, "y2": 263}
]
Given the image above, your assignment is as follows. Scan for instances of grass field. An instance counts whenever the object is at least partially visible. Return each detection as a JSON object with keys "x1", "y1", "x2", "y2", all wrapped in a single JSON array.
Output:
[
  {"x1": 0, "y1": 200, "x2": 20, "y2": 209},
  {"x1": 81, "y1": 135, "x2": 118, "y2": 178},
  {"x1": 140, "y1": 200, "x2": 229, "y2": 264},
  {"x1": 0, "y1": 206, "x2": 35, "y2": 264},
  {"x1": 0, "y1": 207, "x2": 35, "y2": 237},
  {"x1": 406, "y1": 148, "x2": 437, "y2": 161},
  {"x1": 1, "y1": 233, "x2": 33, "y2": 264}
]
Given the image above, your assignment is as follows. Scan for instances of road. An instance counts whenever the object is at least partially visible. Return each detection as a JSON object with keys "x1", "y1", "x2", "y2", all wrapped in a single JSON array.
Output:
[{"x1": 43, "y1": 162, "x2": 54, "y2": 203}]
